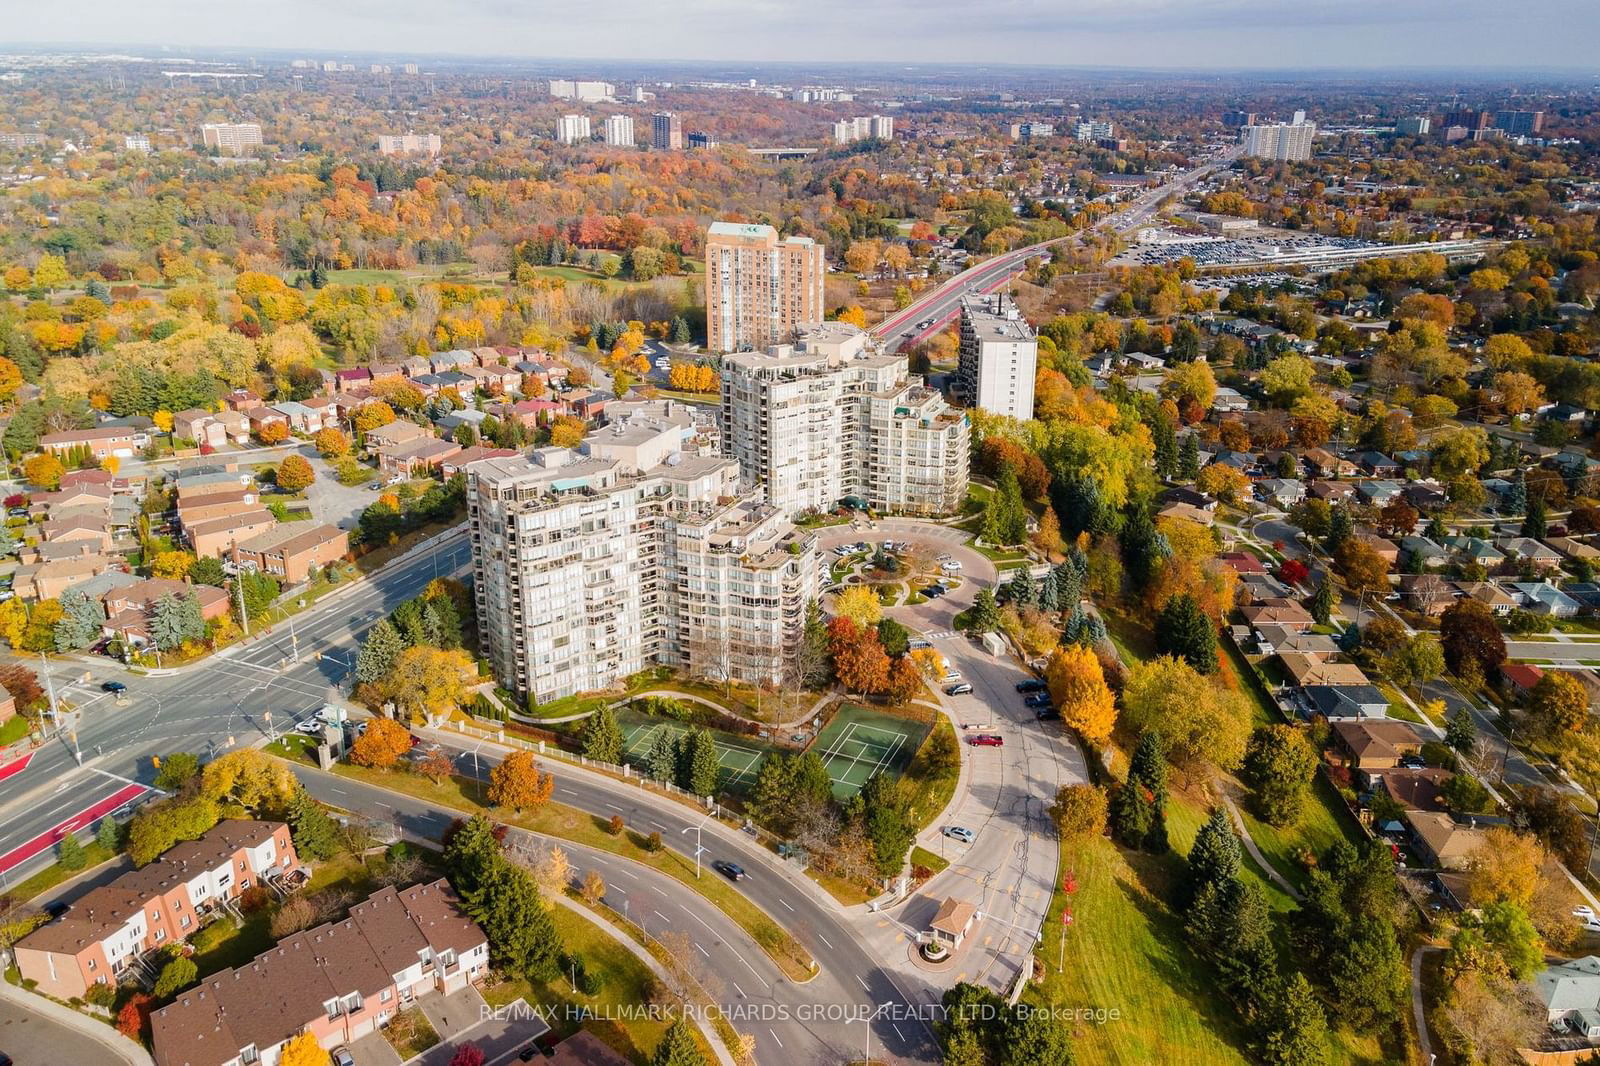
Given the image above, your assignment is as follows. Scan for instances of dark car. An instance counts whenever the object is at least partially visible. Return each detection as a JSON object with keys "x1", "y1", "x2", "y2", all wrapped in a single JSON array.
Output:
[
  {"x1": 944, "y1": 683, "x2": 974, "y2": 696},
  {"x1": 1035, "y1": 707, "x2": 1061, "y2": 721},
  {"x1": 101, "y1": 680, "x2": 127, "y2": 694},
  {"x1": 1023, "y1": 693, "x2": 1051, "y2": 708},
  {"x1": 712, "y1": 860, "x2": 746, "y2": 881},
  {"x1": 43, "y1": 901, "x2": 69, "y2": 920},
  {"x1": 1015, "y1": 679, "x2": 1047, "y2": 693},
  {"x1": 1398, "y1": 755, "x2": 1425, "y2": 770}
]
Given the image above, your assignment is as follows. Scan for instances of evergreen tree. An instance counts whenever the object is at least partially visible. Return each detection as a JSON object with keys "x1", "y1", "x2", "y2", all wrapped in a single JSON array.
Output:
[
  {"x1": 683, "y1": 728, "x2": 719, "y2": 796},
  {"x1": 1152, "y1": 416, "x2": 1177, "y2": 480},
  {"x1": 1258, "y1": 974, "x2": 1332, "y2": 1066},
  {"x1": 1327, "y1": 917, "x2": 1409, "y2": 1028},
  {"x1": 478, "y1": 865, "x2": 562, "y2": 981},
  {"x1": 1108, "y1": 775, "x2": 1154, "y2": 850},
  {"x1": 1309, "y1": 578, "x2": 1335, "y2": 626},
  {"x1": 1119, "y1": 505, "x2": 1165, "y2": 591},
  {"x1": 646, "y1": 730, "x2": 677, "y2": 783},
  {"x1": 967, "y1": 588, "x2": 1001, "y2": 633},
  {"x1": 649, "y1": 1019, "x2": 707, "y2": 1066},
  {"x1": 1323, "y1": 505, "x2": 1353, "y2": 553},
  {"x1": 983, "y1": 468, "x2": 1029, "y2": 546},
  {"x1": 669, "y1": 316, "x2": 691, "y2": 345},
  {"x1": 1005, "y1": 567, "x2": 1037, "y2": 608},
  {"x1": 1184, "y1": 807, "x2": 1241, "y2": 907},
  {"x1": 1117, "y1": 732, "x2": 1170, "y2": 853},
  {"x1": 1037, "y1": 569, "x2": 1061, "y2": 613},
  {"x1": 581, "y1": 705, "x2": 624, "y2": 764},
  {"x1": 1156, "y1": 594, "x2": 1217, "y2": 674},
  {"x1": 54, "y1": 588, "x2": 105, "y2": 652},
  {"x1": 96, "y1": 815, "x2": 121, "y2": 852},
  {"x1": 1502, "y1": 471, "x2": 1526, "y2": 516},
  {"x1": 1213, "y1": 878, "x2": 1278, "y2": 998},
  {"x1": 355, "y1": 619, "x2": 405, "y2": 683},
  {"x1": 1000, "y1": 1005, "x2": 1075, "y2": 1066},
  {"x1": 57, "y1": 831, "x2": 86, "y2": 870},
  {"x1": 443, "y1": 815, "x2": 505, "y2": 911},
  {"x1": 1444, "y1": 709, "x2": 1477, "y2": 756},
  {"x1": 1522, "y1": 495, "x2": 1548, "y2": 539},
  {"x1": 1178, "y1": 434, "x2": 1201, "y2": 481},
  {"x1": 1053, "y1": 559, "x2": 1083, "y2": 607},
  {"x1": 287, "y1": 788, "x2": 339, "y2": 862}
]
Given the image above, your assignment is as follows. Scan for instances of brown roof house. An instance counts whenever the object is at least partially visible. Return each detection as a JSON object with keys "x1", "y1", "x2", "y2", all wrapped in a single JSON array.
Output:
[
  {"x1": 1403, "y1": 810, "x2": 1488, "y2": 870},
  {"x1": 186, "y1": 510, "x2": 278, "y2": 559},
  {"x1": 363, "y1": 419, "x2": 431, "y2": 451},
  {"x1": 231, "y1": 524, "x2": 349, "y2": 585},
  {"x1": 1240, "y1": 598, "x2": 1314, "y2": 633},
  {"x1": 926, "y1": 897, "x2": 979, "y2": 952},
  {"x1": 376, "y1": 437, "x2": 461, "y2": 477},
  {"x1": 1330, "y1": 719, "x2": 1423, "y2": 771},
  {"x1": 15, "y1": 820, "x2": 298, "y2": 1000},
  {"x1": 150, "y1": 879, "x2": 488, "y2": 1066}
]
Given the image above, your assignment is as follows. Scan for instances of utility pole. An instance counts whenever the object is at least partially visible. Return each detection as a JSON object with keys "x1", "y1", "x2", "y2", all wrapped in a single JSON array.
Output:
[
  {"x1": 39, "y1": 653, "x2": 59, "y2": 727},
  {"x1": 235, "y1": 575, "x2": 250, "y2": 637}
]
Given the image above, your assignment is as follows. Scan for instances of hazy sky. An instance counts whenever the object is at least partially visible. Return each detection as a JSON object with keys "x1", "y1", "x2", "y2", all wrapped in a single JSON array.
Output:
[{"x1": 12, "y1": 0, "x2": 1600, "y2": 70}]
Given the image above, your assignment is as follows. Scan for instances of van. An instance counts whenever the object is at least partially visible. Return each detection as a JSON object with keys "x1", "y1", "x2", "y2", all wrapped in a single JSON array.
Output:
[{"x1": 908, "y1": 638, "x2": 932, "y2": 650}]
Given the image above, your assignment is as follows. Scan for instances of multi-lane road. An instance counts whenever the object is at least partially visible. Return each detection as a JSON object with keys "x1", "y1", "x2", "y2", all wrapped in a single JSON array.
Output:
[
  {"x1": 874, "y1": 146, "x2": 1241, "y2": 353},
  {"x1": 0, "y1": 528, "x2": 472, "y2": 885}
]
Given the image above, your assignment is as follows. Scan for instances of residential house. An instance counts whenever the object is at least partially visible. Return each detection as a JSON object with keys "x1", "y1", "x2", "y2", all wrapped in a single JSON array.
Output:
[
  {"x1": 1158, "y1": 486, "x2": 1217, "y2": 512},
  {"x1": 1512, "y1": 581, "x2": 1581, "y2": 618},
  {"x1": 102, "y1": 578, "x2": 231, "y2": 645},
  {"x1": 1403, "y1": 809, "x2": 1487, "y2": 869},
  {"x1": 1218, "y1": 551, "x2": 1270, "y2": 576},
  {"x1": 1303, "y1": 449, "x2": 1358, "y2": 478},
  {"x1": 1353, "y1": 532, "x2": 1400, "y2": 566},
  {"x1": 11, "y1": 554, "x2": 117, "y2": 601},
  {"x1": 1460, "y1": 581, "x2": 1518, "y2": 616},
  {"x1": 1536, "y1": 956, "x2": 1600, "y2": 1040},
  {"x1": 1368, "y1": 768, "x2": 1453, "y2": 812},
  {"x1": 1329, "y1": 719, "x2": 1423, "y2": 772},
  {"x1": 270, "y1": 401, "x2": 334, "y2": 435},
  {"x1": 1442, "y1": 536, "x2": 1505, "y2": 569},
  {"x1": 1279, "y1": 653, "x2": 1371, "y2": 689},
  {"x1": 1255, "y1": 479, "x2": 1306, "y2": 508},
  {"x1": 1157, "y1": 501, "x2": 1215, "y2": 527},
  {"x1": 150, "y1": 880, "x2": 488, "y2": 1066},
  {"x1": 363, "y1": 420, "x2": 432, "y2": 451},
  {"x1": 1498, "y1": 538, "x2": 1562, "y2": 571},
  {"x1": 38, "y1": 427, "x2": 145, "y2": 462},
  {"x1": 440, "y1": 447, "x2": 519, "y2": 479},
  {"x1": 187, "y1": 510, "x2": 278, "y2": 559},
  {"x1": 1356, "y1": 452, "x2": 1401, "y2": 477},
  {"x1": 1355, "y1": 480, "x2": 1403, "y2": 507},
  {"x1": 1547, "y1": 536, "x2": 1600, "y2": 566},
  {"x1": 1255, "y1": 624, "x2": 1338, "y2": 656},
  {"x1": 1398, "y1": 574, "x2": 1457, "y2": 616},
  {"x1": 39, "y1": 515, "x2": 113, "y2": 552},
  {"x1": 177, "y1": 487, "x2": 261, "y2": 529},
  {"x1": 242, "y1": 407, "x2": 289, "y2": 438},
  {"x1": 231, "y1": 525, "x2": 349, "y2": 585},
  {"x1": 1500, "y1": 662, "x2": 1544, "y2": 699},
  {"x1": 1237, "y1": 573, "x2": 1294, "y2": 605},
  {"x1": 333, "y1": 368, "x2": 372, "y2": 393},
  {"x1": 1212, "y1": 387, "x2": 1249, "y2": 413},
  {"x1": 1398, "y1": 536, "x2": 1447, "y2": 569},
  {"x1": 15, "y1": 821, "x2": 299, "y2": 1000},
  {"x1": 173, "y1": 409, "x2": 228, "y2": 450},
  {"x1": 1402, "y1": 484, "x2": 1449, "y2": 511},
  {"x1": 1308, "y1": 480, "x2": 1357, "y2": 505},
  {"x1": 1303, "y1": 683, "x2": 1390, "y2": 720},
  {"x1": 222, "y1": 389, "x2": 262, "y2": 413},
  {"x1": 1241, "y1": 598, "x2": 1314, "y2": 632}
]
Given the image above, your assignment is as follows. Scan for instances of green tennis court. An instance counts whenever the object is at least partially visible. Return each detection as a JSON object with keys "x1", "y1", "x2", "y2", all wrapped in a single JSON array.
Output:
[
  {"x1": 614, "y1": 707, "x2": 773, "y2": 794},
  {"x1": 808, "y1": 704, "x2": 930, "y2": 800}
]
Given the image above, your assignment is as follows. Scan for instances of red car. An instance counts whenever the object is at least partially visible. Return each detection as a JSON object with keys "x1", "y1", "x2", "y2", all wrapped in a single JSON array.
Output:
[{"x1": 969, "y1": 734, "x2": 1004, "y2": 747}]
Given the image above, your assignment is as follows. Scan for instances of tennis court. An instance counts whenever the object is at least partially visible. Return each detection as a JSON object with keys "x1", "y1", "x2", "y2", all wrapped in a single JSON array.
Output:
[
  {"x1": 614, "y1": 707, "x2": 773, "y2": 794},
  {"x1": 808, "y1": 704, "x2": 930, "y2": 800}
]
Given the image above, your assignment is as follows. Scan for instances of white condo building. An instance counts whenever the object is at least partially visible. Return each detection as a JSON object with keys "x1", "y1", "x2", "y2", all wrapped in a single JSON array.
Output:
[
  {"x1": 549, "y1": 79, "x2": 613, "y2": 102},
  {"x1": 468, "y1": 404, "x2": 819, "y2": 705},
  {"x1": 832, "y1": 115, "x2": 895, "y2": 144},
  {"x1": 378, "y1": 132, "x2": 442, "y2": 156},
  {"x1": 555, "y1": 115, "x2": 591, "y2": 145},
  {"x1": 200, "y1": 123, "x2": 262, "y2": 155},
  {"x1": 601, "y1": 115, "x2": 635, "y2": 147},
  {"x1": 957, "y1": 293, "x2": 1038, "y2": 421},
  {"x1": 1242, "y1": 118, "x2": 1317, "y2": 161},
  {"x1": 720, "y1": 323, "x2": 970, "y2": 519}
]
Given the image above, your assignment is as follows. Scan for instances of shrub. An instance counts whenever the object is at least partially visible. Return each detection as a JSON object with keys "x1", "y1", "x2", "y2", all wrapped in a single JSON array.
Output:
[
  {"x1": 645, "y1": 831, "x2": 663, "y2": 852},
  {"x1": 607, "y1": 814, "x2": 625, "y2": 835}
]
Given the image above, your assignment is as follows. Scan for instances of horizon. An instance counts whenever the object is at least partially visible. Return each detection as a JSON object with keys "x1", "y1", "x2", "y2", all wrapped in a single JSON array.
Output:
[{"x1": 7, "y1": 0, "x2": 1600, "y2": 74}]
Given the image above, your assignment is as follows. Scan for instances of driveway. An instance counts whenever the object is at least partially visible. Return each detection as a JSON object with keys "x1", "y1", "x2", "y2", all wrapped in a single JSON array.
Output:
[
  {"x1": 417, "y1": 986, "x2": 488, "y2": 1041},
  {"x1": 414, "y1": 991, "x2": 545, "y2": 1066},
  {"x1": 304, "y1": 452, "x2": 380, "y2": 531},
  {"x1": 348, "y1": 1030, "x2": 403, "y2": 1066}
]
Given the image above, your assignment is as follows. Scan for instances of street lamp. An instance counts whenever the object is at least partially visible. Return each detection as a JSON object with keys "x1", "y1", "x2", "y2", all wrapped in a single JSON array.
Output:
[
  {"x1": 848, "y1": 1013, "x2": 871, "y2": 1066},
  {"x1": 681, "y1": 815, "x2": 708, "y2": 879}
]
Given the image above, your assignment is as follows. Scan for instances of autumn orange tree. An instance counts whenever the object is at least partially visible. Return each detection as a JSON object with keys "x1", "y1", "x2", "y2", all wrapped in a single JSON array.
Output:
[
  {"x1": 255, "y1": 421, "x2": 289, "y2": 445},
  {"x1": 22, "y1": 453, "x2": 63, "y2": 490},
  {"x1": 353, "y1": 401, "x2": 397, "y2": 434},
  {"x1": 1046, "y1": 643, "x2": 1116, "y2": 746},
  {"x1": 313, "y1": 428, "x2": 349, "y2": 457},
  {"x1": 828, "y1": 617, "x2": 890, "y2": 695},
  {"x1": 278, "y1": 1030, "x2": 328, "y2": 1066},
  {"x1": 488, "y1": 750, "x2": 554, "y2": 812},
  {"x1": 349, "y1": 717, "x2": 413, "y2": 770},
  {"x1": 276, "y1": 454, "x2": 316, "y2": 492}
]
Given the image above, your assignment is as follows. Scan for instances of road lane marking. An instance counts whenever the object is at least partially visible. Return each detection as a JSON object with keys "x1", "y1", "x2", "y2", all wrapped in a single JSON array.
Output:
[
  {"x1": 893, "y1": 1024, "x2": 905, "y2": 1041},
  {"x1": 695, "y1": 943, "x2": 710, "y2": 958},
  {"x1": 685, "y1": 910, "x2": 716, "y2": 933},
  {"x1": 604, "y1": 803, "x2": 623, "y2": 812},
  {"x1": 857, "y1": 975, "x2": 870, "y2": 991},
  {"x1": 653, "y1": 909, "x2": 670, "y2": 923},
  {"x1": 768, "y1": 1029, "x2": 783, "y2": 1049},
  {"x1": 777, "y1": 897, "x2": 793, "y2": 911},
  {"x1": 817, "y1": 933, "x2": 834, "y2": 950},
  {"x1": 733, "y1": 982, "x2": 746, "y2": 998}
]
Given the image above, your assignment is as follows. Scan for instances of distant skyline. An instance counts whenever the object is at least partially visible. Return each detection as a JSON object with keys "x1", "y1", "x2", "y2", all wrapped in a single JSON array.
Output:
[{"x1": 8, "y1": 0, "x2": 1600, "y2": 72}]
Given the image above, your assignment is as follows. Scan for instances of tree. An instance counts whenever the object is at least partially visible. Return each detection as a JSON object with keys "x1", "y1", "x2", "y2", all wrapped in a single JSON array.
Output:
[
  {"x1": 1183, "y1": 807, "x2": 1241, "y2": 907},
  {"x1": 116, "y1": 994, "x2": 154, "y2": 1042},
  {"x1": 375, "y1": 646, "x2": 474, "y2": 721},
  {"x1": 1478, "y1": 900, "x2": 1543, "y2": 980},
  {"x1": 53, "y1": 588, "x2": 104, "y2": 652},
  {"x1": 1445, "y1": 709, "x2": 1478, "y2": 756},
  {"x1": 1156, "y1": 593, "x2": 1217, "y2": 674},
  {"x1": 646, "y1": 729, "x2": 678, "y2": 784},
  {"x1": 153, "y1": 952, "x2": 198, "y2": 999},
  {"x1": 1521, "y1": 495, "x2": 1548, "y2": 539},
  {"x1": 983, "y1": 468, "x2": 1029, "y2": 547},
  {"x1": 1328, "y1": 917, "x2": 1409, "y2": 1028},
  {"x1": 684, "y1": 728, "x2": 720, "y2": 796},
  {"x1": 487, "y1": 751, "x2": 554, "y2": 812},
  {"x1": 1049, "y1": 784, "x2": 1107, "y2": 840},
  {"x1": 1178, "y1": 434, "x2": 1200, "y2": 480},
  {"x1": 153, "y1": 751, "x2": 200, "y2": 792},
  {"x1": 355, "y1": 619, "x2": 405, "y2": 683},
  {"x1": 858, "y1": 772, "x2": 916, "y2": 876},
  {"x1": 1000, "y1": 1005, "x2": 1075, "y2": 1066},
  {"x1": 449, "y1": 1045, "x2": 486, "y2": 1066},
  {"x1": 1530, "y1": 671, "x2": 1589, "y2": 735},
  {"x1": 96, "y1": 815, "x2": 121, "y2": 853},
  {"x1": 349, "y1": 717, "x2": 412, "y2": 769},
  {"x1": 1112, "y1": 731, "x2": 1170, "y2": 853},
  {"x1": 313, "y1": 427, "x2": 349, "y2": 457},
  {"x1": 1309, "y1": 578, "x2": 1335, "y2": 626},
  {"x1": 150, "y1": 549, "x2": 196, "y2": 581},
  {"x1": 1464, "y1": 826, "x2": 1543, "y2": 909},
  {"x1": 1045, "y1": 643, "x2": 1116, "y2": 746},
  {"x1": 1260, "y1": 354, "x2": 1316, "y2": 406},
  {"x1": 1121, "y1": 656, "x2": 1250, "y2": 771},
  {"x1": 150, "y1": 593, "x2": 205, "y2": 650},
  {"x1": 287, "y1": 788, "x2": 340, "y2": 862},
  {"x1": 187, "y1": 555, "x2": 226, "y2": 586},
  {"x1": 57, "y1": 831, "x2": 86, "y2": 870},
  {"x1": 31, "y1": 254, "x2": 68, "y2": 292},
  {"x1": 650, "y1": 1018, "x2": 707, "y2": 1066},
  {"x1": 1440, "y1": 599, "x2": 1506, "y2": 678},
  {"x1": 1259, "y1": 974, "x2": 1332, "y2": 1066},
  {"x1": 828, "y1": 617, "x2": 890, "y2": 695},
  {"x1": 581, "y1": 705, "x2": 624, "y2": 763},
  {"x1": 834, "y1": 585, "x2": 882, "y2": 629},
  {"x1": 22, "y1": 453, "x2": 63, "y2": 490},
  {"x1": 966, "y1": 588, "x2": 1001, "y2": 633},
  {"x1": 1243, "y1": 725, "x2": 1317, "y2": 827},
  {"x1": 884, "y1": 655, "x2": 923, "y2": 704},
  {"x1": 276, "y1": 454, "x2": 315, "y2": 492},
  {"x1": 1334, "y1": 540, "x2": 1390, "y2": 597}
]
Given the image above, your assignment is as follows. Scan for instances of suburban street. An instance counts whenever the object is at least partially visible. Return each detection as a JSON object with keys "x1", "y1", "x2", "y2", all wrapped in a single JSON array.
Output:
[{"x1": 0, "y1": 527, "x2": 473, "y2": 885}]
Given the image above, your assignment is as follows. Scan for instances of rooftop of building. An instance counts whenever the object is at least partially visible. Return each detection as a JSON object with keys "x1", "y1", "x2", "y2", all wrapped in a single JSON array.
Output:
[{"x1": 960, "y1": 293, "x2": 1036, "y2": 343}]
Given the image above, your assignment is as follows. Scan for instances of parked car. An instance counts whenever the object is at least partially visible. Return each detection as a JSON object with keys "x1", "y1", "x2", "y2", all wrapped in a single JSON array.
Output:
[
  {"x1": 1015, "y1": 679, "x2": 1047, "y2": 693},
  {"x1": 1023, "y1": 693, "x2": 1051, "y2": 708},
  {"x1": 940, "y1": 561, "x2": 963, "y2": 574},
  {"x1": 1399, "y1": 755, "x2": 1425, "y2": 770},
  {"x1": 942, "y1": 826, "x2": 975, "y2": 843},
  {"x1": 332, "y1": 1049, "x2": 356, "y2": 1066},
  {"x1": 712, "y1": 860, "x2": 747, "y2": 881},
  {"x1": 941, "y1": 671, "x2": 962, "y2": 684},
  {"x1": 101, "y1": 680, "x2": 127, "y2": 694},
  {"x1": 969, "y1": 734, "x2": 1004, "y2": 747},
  {"x1": 1035, "y1": 707, "x2": 1061, "y2": 721},
  {"x1": 1576, "y1": 906, "x2": 1600, "y2": 932},
  {"x1": 908, "y1": 638, "x2": 932, "y2": 650},
  {"x1": 944, "y1": 683, "x2": 974, "y2": 696}
]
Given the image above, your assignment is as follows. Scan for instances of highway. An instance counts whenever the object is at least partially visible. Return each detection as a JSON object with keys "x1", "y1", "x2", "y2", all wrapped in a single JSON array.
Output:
[
  {"x1": 0, "y1": 528, "x2": 472, "y2": 886},
  {"x1": 873, "y1": 147, "x2": 1241, "y2": 354}
]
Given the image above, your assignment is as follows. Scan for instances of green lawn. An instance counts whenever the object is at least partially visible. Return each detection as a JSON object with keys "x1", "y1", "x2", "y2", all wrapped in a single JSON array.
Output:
[
  {"x1": 11, "y1": 842, "x2": 118, "y2": 902},
  {"x1": 0, "y1": 717, "x2": 32, "y2": 746},
  {"x1": 190, "y1": 912, "x2": 273, "y2": 977},
  {"x1": 898, "y1": 717, "x2": 960, "y2": 833},
  {"x1": 1233, "y1": 775, "x2": 1361, "y2": 894}
]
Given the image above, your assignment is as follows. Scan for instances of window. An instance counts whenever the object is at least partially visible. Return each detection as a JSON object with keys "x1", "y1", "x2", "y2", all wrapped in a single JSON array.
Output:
[
  {"x1": 324, "y1": 999, "x2": 341, "y2": 1021},
  {"x1": 87, "y1": 959, "x2": 96, "y2": 971},
  {"x1": 154, "y1": 929, "x2": 165, "y2": 942},
  {"x1": 381, "y1": 989, "x2": 392, "y2": 1003},
  {"x1": 240, "y1": 1046, "x2": 259, "y2": 1065},
  {"x1": 179, "y1": 915, "x2": 191, "y2": 930},
  {"x1": 344, "y1": 992, "x2": 363, "y2": 1014}
]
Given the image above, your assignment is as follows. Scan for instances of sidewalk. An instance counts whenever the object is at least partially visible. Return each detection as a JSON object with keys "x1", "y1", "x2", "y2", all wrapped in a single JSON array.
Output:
[{"x1": 0, "y1": 969, "x2": 154, "y2": 1066}]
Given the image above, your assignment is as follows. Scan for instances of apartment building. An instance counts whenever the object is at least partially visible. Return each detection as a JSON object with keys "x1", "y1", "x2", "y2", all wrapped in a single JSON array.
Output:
[
  {"x1": 1242, "y1": 118, "x2": 1316, "y2": 161},
  {"x1": 720, "y1": 323, "x2": 969, "y2": 518},
  {"x1": 555, "y1": 115, "x2": 591, "y2": 144},
  {"x1": 704, "y1": 221, "x2": 825, "y2": 354},
  {"x1": 1074, "y1": 120, "x2": 1115, "y2": 143},
  {"x1": 548, "y1": 79, "x2": 613, "y2": 102},
  {"x1": 16, "y1": 821, "x2": 299, "y2": 1000},
  {"x1": 1009, "y1": 122, "x2": 1055, "y2": 141},
  {"x1": 467, "y1": 414, "x2": 819, "y2": 704},
  {"x1": 1494, "y1": 110, "x2": 1544, "y2": 136},
  {"x1": 200, "y1": 123, "x2": 263, "y2": 155},
  {"x1": 151, "y1": 880, "x2": 488, "y2": 1066},
  {"x1": 230, "y1": 523, "x2": 350, "y2": 585},
  {"x1": 601, "y1": 114, "x2": 635, "y2": 147},
  {"x1": 832, "y1": 115, "x2": 894, "y2": 144},
  {"x1": 377, "y1": 132, "x2": 441, "y2": 156},
  {"x1": 957, "y1": 293, "x2": 1038, "y2": 421},
  {"x1": 652, "y1": 111, "x2": 683, "y2": 149}
]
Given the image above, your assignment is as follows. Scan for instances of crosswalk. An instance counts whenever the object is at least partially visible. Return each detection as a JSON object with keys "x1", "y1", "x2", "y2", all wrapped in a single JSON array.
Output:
[{"x1": 922, "y1": 630, "x2": 958, "y2": 641}]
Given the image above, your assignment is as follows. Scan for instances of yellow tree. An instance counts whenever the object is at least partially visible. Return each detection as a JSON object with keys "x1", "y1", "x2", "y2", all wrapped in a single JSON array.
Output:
[
  {"x1": 882, "y1": 244, "x2": 911, "y2": 277},
  {"x1": 278, "y1": 1030, "x2": 329, "y2": 1066},
  {"x1": 353, "y1": 402, "x2": 397, "y2": 434},
  {"x1": 548, "y1": 415, "x2": 586, "y2": 448},
  {"x1": 1492, "y1": 371, "x2": 1545, "y2": 418},
  {"x1": 199, "y1": 749, "x2": 297, "y2": 810},
  {"x1": 834, "y1": 585, "x2": 882, "y2": 629},
  {"x1": 378, "y1": 646, "x2": 473, "y2": 721},
  {"x1": 488, "y1": 750, "x2": 554, "y2": 812},
  {"x1": 0, "y1": 597, "x2": 27, "y2": 647},
  {"x1": 844, "y1": 240, "x2": 882, "y2": 275},
  {"x1": 151, "y1": 410, "x2": 174, "y2": 433},
  {"x1": 1045, "y1": 644, "x2": 1116, "y2": 746},
  {"x1": 313, "y1": 428, "x2": 349, "y2": 457},
  {"x1": 0, "y1": 357, "x2": 21, "y2": 403},
  {"x1": 151, "y1": 550, "x2": 195, "y2": 581},
  {"x1": 31, "y1": 255, "x2": 69, "y2": 292},
  {"x1": 22, "y1": 454, "x2": 64, "y2": 490},
  {"x1": 837, "y1": 306, "x2": 868, "y2": 330}
]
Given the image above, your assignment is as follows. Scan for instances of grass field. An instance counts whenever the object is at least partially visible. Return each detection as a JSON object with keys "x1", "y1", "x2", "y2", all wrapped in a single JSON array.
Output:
[
  {"x1": 807, "y1": 704, "x2": 929, "y2": 801},
  {"x1": 614, "y1": 707, "x2": 773, "y2": 793}
]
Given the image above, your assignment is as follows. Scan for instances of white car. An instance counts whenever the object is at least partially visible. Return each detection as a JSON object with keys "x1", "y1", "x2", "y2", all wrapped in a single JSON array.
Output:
[
  {"x1": 940, "y1": 561, "x2": 963, "y2": 574},
  {"x1": 1576, "y1": 906, "x2": 1600, "y2": 932}
]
